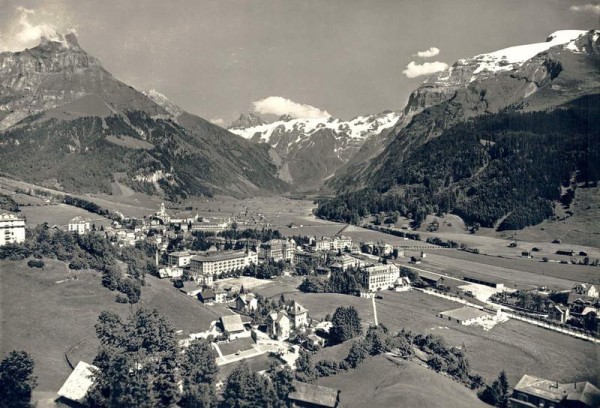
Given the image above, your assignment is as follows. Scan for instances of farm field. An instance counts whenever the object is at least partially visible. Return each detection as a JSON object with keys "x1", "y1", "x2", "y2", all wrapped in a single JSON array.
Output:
[
  {"x1": 427, "y1": 251, "x2": 600, "y2": 285},
  {"x1": 0, "y1": 259, "x2": 225, "y2": 395},
  {"x1": 18, "y1": 204, "x2": 113, "y2": 228},
  {"x1": 411, "y1": 252, "x2": 600, "y2": 288},
  {"x1": 264, "y1": 290, "x2": 598, "y2": 387},
  {"x1": 317, "y1": 355, "x2": 487, "y2": 408}
]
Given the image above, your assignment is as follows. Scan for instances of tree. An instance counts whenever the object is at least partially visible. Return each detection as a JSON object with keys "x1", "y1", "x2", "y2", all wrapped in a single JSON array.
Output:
[
  {"x1": 88, "y1": 309, "x2": 180, "y2": 408},
  {"x1": 295, "y1": 349, "x2": 315, "y2": 382},
  {"x1": 345, "y1": 341, "x2": 368, "y2": 369},
  {"x1": 478, "y1": 370, "x2": 510, "y2": 408},
  {"x1": 180, "y1": 340, "x2": 219, "y2": 408},
  {"x1": 330, "y1": 306, "x2": 362, "y2": 344},
  {"x1": 270, "y1": 366, "x2": 295, "y2": 408},
  {"x1": 220, "y1": 362, "x2": 277, "y2": 408},
  {"x1": 0, "y1": 351, "x2": 37, "y2": 408}
]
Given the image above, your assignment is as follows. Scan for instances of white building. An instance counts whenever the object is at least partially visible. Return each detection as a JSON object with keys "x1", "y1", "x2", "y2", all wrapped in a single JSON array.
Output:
[
  {"x1": 190, "y1": 249, "x2": 258, "y2": 277},
  {"x1": 190, "y1": 218, "x2": 230, "y2": 233},
  {"x1": 358, "y1": 264, "x2": 400, "y2": 292},
  {"x1": 314, "y1": 236, "x2": 352, "y2": 252},
  {"x1": 260, "y1": 238, "x2": 296, "y2": 263},
  {"x1": 68, "y1": 216, "x2": 91, "y2": 234},
  {"x1": 0, "y1": 213, "x2": 26, "y2": 246},
  {"x1": 168, "y1": 250, "x2": 196, "y2": 267}
]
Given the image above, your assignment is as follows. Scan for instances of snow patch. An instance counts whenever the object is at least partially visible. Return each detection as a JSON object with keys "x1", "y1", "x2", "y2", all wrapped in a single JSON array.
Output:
[
  {"x1": 469, "y1": 30, "x2": 587, "y2": 79},
  {"x1": 229, "y1": 111, "x2": 401, "y2": 145}
]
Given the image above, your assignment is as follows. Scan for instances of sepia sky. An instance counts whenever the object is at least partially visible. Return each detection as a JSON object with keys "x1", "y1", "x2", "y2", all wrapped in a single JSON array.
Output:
[{"x1": 0, "y1": 0, "x2": 598, "y2": 124}]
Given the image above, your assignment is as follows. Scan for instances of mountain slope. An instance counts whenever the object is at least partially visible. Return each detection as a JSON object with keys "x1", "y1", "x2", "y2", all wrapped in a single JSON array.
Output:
[
  {"x1": 318, "y1": 30, "x2": 600, "y2": 230},
  {"x1": 328, "y1": 30, "x2": 600, "y2": 192},
  {"x1": 0, "y1": 34, "x2": 288, "y2": 198},
  {"x1": 228, "y1": 111, "x2": 401, "y2": 190}
]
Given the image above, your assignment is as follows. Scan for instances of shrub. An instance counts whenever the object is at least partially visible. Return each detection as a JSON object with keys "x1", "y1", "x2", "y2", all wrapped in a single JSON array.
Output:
[{"x1": 27, "y1": 259, "x2": 44, "y2": 269}]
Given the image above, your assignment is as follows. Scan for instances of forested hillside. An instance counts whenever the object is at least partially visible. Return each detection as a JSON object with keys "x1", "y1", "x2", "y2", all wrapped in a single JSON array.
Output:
[{"x1": 316, "y1": 95, "x2": 600, "y2": 230}]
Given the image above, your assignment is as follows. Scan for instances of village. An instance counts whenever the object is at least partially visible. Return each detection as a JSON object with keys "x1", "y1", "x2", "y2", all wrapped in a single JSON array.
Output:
[{"x1": 2, "y1": 199, "x2": 599, "y2": 407}]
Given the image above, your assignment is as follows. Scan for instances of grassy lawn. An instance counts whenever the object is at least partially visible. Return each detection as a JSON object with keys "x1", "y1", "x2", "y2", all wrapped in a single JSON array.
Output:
[
  {"x1": 263, "y1": 289, "x2": 598, "y2": 388},
  {"x1": 19, "y1": 204, "x2": 113, "y2": 228},
  {"x1": 0, "y1": 259, "x2": 226, "y2": 395},
  {"x1": 317, "y1": 355, "x2": 487, "y2": 408},
  {"x1": 218, "y1": 337, "x2": 256, "y2": 356}
]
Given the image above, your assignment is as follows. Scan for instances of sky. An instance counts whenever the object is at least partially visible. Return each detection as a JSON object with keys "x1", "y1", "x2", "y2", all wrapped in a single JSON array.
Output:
[{"x1": 0, "y1": 0, "x2": 598, "y2": 124}]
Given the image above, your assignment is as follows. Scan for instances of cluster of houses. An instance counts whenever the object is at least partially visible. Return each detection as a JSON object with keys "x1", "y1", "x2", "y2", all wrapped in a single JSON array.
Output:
[{"x1": 548, "y1": 283, "x2": 600, "y2": 332}]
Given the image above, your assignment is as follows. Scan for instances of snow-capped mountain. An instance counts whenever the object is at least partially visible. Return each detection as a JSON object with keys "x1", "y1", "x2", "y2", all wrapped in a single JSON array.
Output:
[
  {"x1": 405, "y1": 30, "x2": 595, "y2": 117},
  {"x1": 229, "y1": 111, "x2": 401, "y2": 190},
  {"x1": 329, "y1": 29, "x2": 600, "y2": 193}
]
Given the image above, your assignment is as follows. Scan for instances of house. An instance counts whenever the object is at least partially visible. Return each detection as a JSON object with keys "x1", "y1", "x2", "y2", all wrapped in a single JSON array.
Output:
[
  {"x1": 168, "y1": 250, "x2": 196, "y2": 267},
  {"x1": 393, "y1": 276, "x2": 411, "y2": 292},
  {"x1": 220, "y1": 314, "x2": 246, "y2": 335},
  {"x1": 329, "y1": 254, "x2": 363, "y2": 271},
  {"x1": 288, "y1": 381, "x2": 340, "y2": 408},
  {"x1": 68, "y1": 216, "x2": 91, "y2": 234},
  {"x1": 157, "y1": 266, "x2": 184, "y2": 279},
  {"x1": 358, "y1": 264, "x2": 400, "y2": 292},
  {"x1": 214, "y1": 289, "x2": 228, "y2": 304},
  {"x1": 190, "y1": 249, "x2": 258, "y2": 278},
  {"x1": 260, "y1": 238, "x2": 296, "y2": 263},
  {"x1": 438, "y1": 307, "x2": 490, "y2": 325},
  {"x1": 573, "y1": 283, "x2": 600, "y2": 299},
  {"x1": 509, "y1": 374, "x2": 600, "y2": 408},
  {"x1": 267, "y1": 310, "x2": 291, "y2": 340},
  {"x1": 0, "y1": 213, "x2": 25, "y2": 246},
  {"x1": 236, "y1": 293, "x2": 258, "y2": 313},
  {"x1": 56, "y1": 361, "x2": 98, "y2": 405},
  {"x1": 198, "y1": 289, "x2": 216, "y2": 304},
  {"x1": 548, "y1": 304, "x2": 570, "y2": 324},
  {"x1": 307, "y1": 333, "x2": 326, "y2": 348},
  {"x1": 285, "y1": 300, "x2": 309, "y2": 330},
  {"x1": 180, "y1": 281, "x2": 203, "y2": 297}
]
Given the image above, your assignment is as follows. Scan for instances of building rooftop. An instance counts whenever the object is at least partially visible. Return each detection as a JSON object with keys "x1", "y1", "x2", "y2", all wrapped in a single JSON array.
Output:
[
  {"x1": 288, "y1": 380, "x2": 340, "y2": 408},
  {"x1": 191, "y1": 250, "x2": 254, "y2": 263},
  {"x1": 0, "y1": 212, "x2": 24, "y2": 221},
  {"x1": 440, "y1": 307, "x2": 489, "y2": 321},
  {"x1": 514, "y1": 374, "x2": 600, "y2": 407},
  {"x1": 57, "y1": 361, "x2": 97, "y2": 403},
  {"x1": 220, "y1": 314, "x2": 245, "y2": 333}
]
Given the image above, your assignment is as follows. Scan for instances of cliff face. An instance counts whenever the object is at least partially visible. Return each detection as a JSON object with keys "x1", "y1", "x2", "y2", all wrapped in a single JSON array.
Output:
[{"x1": 0, "y1": 33, "x2": 164, "y2": 130}]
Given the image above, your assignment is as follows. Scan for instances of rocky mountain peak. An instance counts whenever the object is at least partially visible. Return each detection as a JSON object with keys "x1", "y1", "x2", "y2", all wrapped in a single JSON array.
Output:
[
  {"x1": 278, "y1": 114, "x2": 294, "y2": 122},
  {"x1": 228, "y1": 113, "x2": 266, "y2": 129}
]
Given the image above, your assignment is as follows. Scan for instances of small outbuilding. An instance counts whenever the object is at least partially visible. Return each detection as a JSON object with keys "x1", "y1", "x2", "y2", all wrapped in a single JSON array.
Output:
[
  {"x1": 438, "y1": 307, "x2": 490, "y2": 325},
  {"x1": 56, "y1": 361, "x2": 97, "y2": 405}
]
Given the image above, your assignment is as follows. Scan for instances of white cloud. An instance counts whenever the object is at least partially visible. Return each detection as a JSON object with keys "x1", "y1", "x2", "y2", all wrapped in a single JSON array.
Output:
[
  {"x1": 402, "y1": 61, "x2": 449, "y2": 78},
  {"x1": 569, "y1": 4, "x2": 600, "y2": 15},
  {"x1": 414, "y1": 47, "x2": 440, "y2": 58},
  {"x1": 252, "y1": 96, "x2": 330, "y2": 119},
  {"x1": 1, "y1": 7, "x2": 77, "y2": 52},
  {"x1": 210, "y1": 118, "x2": 226, "y2": 127}
]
